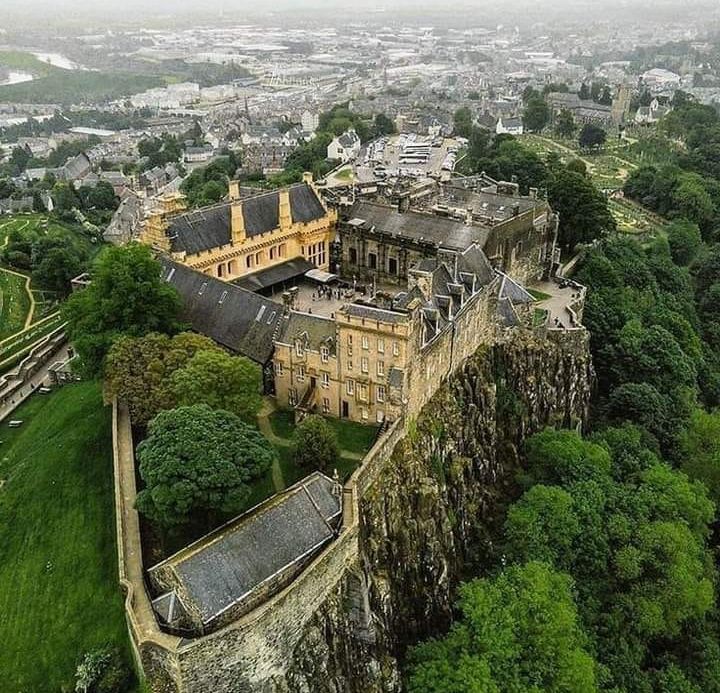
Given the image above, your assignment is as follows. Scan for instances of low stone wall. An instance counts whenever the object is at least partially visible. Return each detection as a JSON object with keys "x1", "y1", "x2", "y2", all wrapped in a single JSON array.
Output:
[{"x1": 113, "y1": 401, "x2": 405, "y2": 692}]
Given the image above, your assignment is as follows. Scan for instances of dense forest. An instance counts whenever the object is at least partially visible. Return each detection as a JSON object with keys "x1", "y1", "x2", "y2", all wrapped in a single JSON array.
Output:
[{"x1": 405, "y1": 100, "x2": 720, "y2": 692}]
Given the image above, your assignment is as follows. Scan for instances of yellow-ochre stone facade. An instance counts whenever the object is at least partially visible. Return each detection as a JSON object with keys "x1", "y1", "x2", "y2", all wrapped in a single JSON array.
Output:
[{"x1": 141, "y1": 172, "x2": 337, "y2": 282}]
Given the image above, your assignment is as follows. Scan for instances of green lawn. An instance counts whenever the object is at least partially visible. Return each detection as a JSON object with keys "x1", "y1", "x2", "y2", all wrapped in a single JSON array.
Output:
[
  {"x1": 0, "y1": 51, "x2": 163, "y2": 104},
  {"x1": 0, "y1": 382, "x2": 133, "y2": 692},
  {"x1": 0, "y1": 268, "x2": 30, "y2": 340},
  {"x1": 528, "y1": 288, "x2": 551, "y2": 301},
  {"x1": 269, "y1": 409, "x2": 379, "y2": 459}
]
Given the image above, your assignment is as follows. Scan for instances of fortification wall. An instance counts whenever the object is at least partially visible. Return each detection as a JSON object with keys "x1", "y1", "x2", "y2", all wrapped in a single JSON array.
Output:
[{"x1": 114, "y1": 316, "x2": 592, "y2": 692}]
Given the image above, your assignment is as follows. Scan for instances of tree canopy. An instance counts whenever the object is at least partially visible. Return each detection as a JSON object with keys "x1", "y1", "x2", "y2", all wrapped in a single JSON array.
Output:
[
  {"x1": 522, "y1": 96, "x2": 550, "y2": 132},
  {"x1": 505, "y1": 427, "x2": 716, "y2": 691},
  {"x1": 293, "y1": 415, "x2": 339, "y2": 472},
  {"x1": 135, "y1": 405, "x2": 275, "y2": 528},
  {"x1": 170, "y1": 349, "x2": 262, "y2": 424},
  {"x1": 104, "y1": 332, "x2": 221, "y2": 425},
  {"x1": 408, "y1": 561, "x2": 598, "y2": 693},
  {"x1": 62, "y1": 244, "x2": 181, "y2": 377}
]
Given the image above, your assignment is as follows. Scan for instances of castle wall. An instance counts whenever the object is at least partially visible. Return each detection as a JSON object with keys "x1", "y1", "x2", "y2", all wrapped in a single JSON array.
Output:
[{"x1": 115, "y1": 308, "x2": 592, "y2": 693}]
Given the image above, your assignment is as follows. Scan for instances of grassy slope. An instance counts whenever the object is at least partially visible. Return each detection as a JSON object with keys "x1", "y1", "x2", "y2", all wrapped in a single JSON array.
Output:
[
  {"x1": 0, "y1": 382, "x2": 131, "y2": 692},
  {"x1": 0, "y1": 50, "x2": 162, "y2": 104},
  {"x1": 0, "y1": 269, "x2": 30, "y2": 340}
]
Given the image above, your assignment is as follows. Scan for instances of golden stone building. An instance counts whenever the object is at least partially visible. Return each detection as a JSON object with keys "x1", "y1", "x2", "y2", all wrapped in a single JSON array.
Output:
[{"x1": 141, "y1": 173, "x2": 337, "y2": 282}]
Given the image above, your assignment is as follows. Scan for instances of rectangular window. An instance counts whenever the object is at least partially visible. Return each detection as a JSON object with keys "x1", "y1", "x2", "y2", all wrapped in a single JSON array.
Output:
[
  {"x1": 377, "y1": 338, "x2": 385, "y2": 354},
  {"x1": 359, "y1": 383, "x2": 369, "y2": 402},
  {"x1": 392, "y1": 341, "x2": 400, "y2": 357},
  {"x1": 295, "y1": 342, "x2": 304, "y2": 357},
  {"x1": 347, "y1": 359, "x2": 353, "y2": 371},
  {"x1": 361, "y1": 357, "x2": 369, "y2": 373},
  {"x1": 361, "y1": 407, "x2": 369, "y2": 421},
  {"x1": 275, "y1": 361, "x2": 284, "y2": 376},
  {"x1": 321, "y1": 372, "x2": 329, "y2": 388},
  {"x1": 297, "y1": 365, "x2": 305, "y2": 382},
  {"x1": 346, "y1": 379, "x2": 355, "y2": 395},
  {"x1": 322, "y1": 397, "x2": 330, "y2": 414},
  {"x1": 279, "y1": 243, "x2": 286, "y2": 258},
  {"x1": 270, "y1": 246, "x2": 276, "y2": 260},
  {"x1": 362, "y1": 335, "x2": 369, "y2": 350},
  {"x1": 377, "y1": 361, "x2": 385, "y2": 377},
  {"x1": 377, "y1": 385, "x2": 385, "y2": 403},
  {"x1": 321, "y1": 346, "x2": 329, "y2": 363},
  {"x1": 289, "y1": 388, "x2": 297, "y2": 406}
]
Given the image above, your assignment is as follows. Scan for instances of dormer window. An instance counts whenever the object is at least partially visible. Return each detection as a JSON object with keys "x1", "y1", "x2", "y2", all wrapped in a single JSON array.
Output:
[
  {"x1": 295, "y1": 341, "x2": 304, "y2": 357},
  {"x1": 321, "y1": 346, "x2": 329, "y2": 363}
]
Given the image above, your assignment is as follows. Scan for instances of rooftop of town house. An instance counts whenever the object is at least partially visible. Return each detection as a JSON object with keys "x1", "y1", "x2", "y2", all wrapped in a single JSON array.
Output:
[
  {"x1": 148, "y1": 472, "x2": 341, "y2": 631},
  {"x1": 439, "y1": 179, "x2": 544, "y2": 220}
]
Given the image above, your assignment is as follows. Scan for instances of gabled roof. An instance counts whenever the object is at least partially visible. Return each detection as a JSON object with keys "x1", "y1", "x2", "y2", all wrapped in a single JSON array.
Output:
[
  {"x1": 277, "y1": 311, "x2": 336, "y2": 352},
  {"x1": 159, "y1": 258, "x2": 284, "y2": 364},
  {"x1": 148, "y1": 472, "x2": 341, "y2": 631},
  {"x1": 167, "y1": 183, "x2": 328, "y2": 256}
]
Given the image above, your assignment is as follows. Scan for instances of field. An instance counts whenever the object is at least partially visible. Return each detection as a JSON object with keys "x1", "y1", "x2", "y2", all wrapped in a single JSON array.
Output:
[
  {"x1": 0, "y1": 382, "x2": 132, "y2": 692},
  {"x1": 0, "y1": 266, "x2": 31, "y2": 340},
  {"x1": 0, "y1": 213, "x2": 100, "y2": 343},
  {"x1": 0, "y1": 50, "x2": 163, "y2": 104}
]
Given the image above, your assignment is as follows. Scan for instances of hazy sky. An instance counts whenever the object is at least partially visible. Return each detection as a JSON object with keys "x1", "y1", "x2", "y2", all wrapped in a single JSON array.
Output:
[{"x1": 2, "y1": 0, "x2": 716, "y2": 28}]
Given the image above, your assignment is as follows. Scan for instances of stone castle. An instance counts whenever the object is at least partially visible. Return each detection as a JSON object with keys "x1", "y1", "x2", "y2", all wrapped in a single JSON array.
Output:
[{"x1": 114, "y1": 172, "x2": 592, "y2": 691}]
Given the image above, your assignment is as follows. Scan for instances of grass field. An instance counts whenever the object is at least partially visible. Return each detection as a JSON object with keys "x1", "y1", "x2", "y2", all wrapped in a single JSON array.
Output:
[
  {"x1": 0, "y1": 382, "x2": 133, "y2": 693},
  {"x1": 0, "y1": 50, "x2": 163, "y2": 104},
  {"x1": 0, "y1": 268, "x2": 31, "y2": 340},
  {"x1": 0, "y1": 212, "x2": 98, "y2": 342},
  {"x1": 518, "y1": 133, "x2": 670, "y2": 235}
]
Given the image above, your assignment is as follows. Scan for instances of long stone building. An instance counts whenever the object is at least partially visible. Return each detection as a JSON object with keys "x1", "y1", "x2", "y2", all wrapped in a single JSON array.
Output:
[{"x1": 142, "y1": 174, "x2": 336, "y2": 283}]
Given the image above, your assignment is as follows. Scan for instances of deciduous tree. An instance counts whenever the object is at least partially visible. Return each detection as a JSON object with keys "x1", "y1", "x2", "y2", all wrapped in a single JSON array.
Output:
[
  {"x1": 135, "y1": 405, "x2": 275, "y2": 528},
  {"x1": 62, "y1": 244, "x2": 181, "y2": 377}
]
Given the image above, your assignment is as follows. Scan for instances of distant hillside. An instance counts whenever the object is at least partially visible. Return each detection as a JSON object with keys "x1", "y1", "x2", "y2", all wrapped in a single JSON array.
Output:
[{"x1": 0, "y1": 50, "x2": 163, "y2": 105}]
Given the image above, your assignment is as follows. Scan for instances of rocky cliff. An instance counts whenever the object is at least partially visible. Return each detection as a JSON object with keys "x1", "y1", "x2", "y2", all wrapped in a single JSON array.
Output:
[{"x1": 285, "y1": 329, "x2": 593, "y2": 692}]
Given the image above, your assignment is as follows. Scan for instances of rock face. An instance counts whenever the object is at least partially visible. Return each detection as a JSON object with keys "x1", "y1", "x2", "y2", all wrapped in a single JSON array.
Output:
[{"x1": 285, "y1": 330, "x2": 592, "y2": 691}]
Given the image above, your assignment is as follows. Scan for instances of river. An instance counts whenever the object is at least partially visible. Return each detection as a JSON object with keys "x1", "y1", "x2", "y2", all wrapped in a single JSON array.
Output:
[
  {"x1": 0, "y1": 70, "x2": 34, "y2": 86},
  {"x1": 30, "y1": 52, "x2": 82, "y2": 70}
]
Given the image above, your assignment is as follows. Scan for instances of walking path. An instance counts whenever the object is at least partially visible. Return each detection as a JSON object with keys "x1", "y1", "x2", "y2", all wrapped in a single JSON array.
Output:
[
  {"x1": 0, "y1": 343, "x2": 71, "y2": 423},
  {"x1": 257, "y1": 398, "x2": 287, "y2": 492}
]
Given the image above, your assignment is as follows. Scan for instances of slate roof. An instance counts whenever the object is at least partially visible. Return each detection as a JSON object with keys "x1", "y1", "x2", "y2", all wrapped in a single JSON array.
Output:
[
  {"x1": 345, "y1": 201, "x2": 488, "y2": 251},
  {"x1": 458, "y1": 244, "x2": 495, "y2": 286},
  {"x1": 149, "y1": 472, "x2": 341, "y2": 629},
  {"x1": 340, "y1": 302, "x2": 409, "y2": 325},
  {"x1": 498, "y1": 272, "x2": 535, "y2": 304},
  {"x1": 232, "y1": 257, "x2": 315, "y2": 292},
  {"x1": 167, "y1": 183, "x2": 327, "y2": 255},
  {"x1": 442, "y1": 182, "x2": 538, "y2": 218},
  {"x1": 62, "y1": 152, "x2": 91, "y2": 181},
  {"x1": 277, "y1": 311, "x2": 336, "y2": 352},
  {"x1": 159, "y1": 258, "x2": 284, "y2": 364}
]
